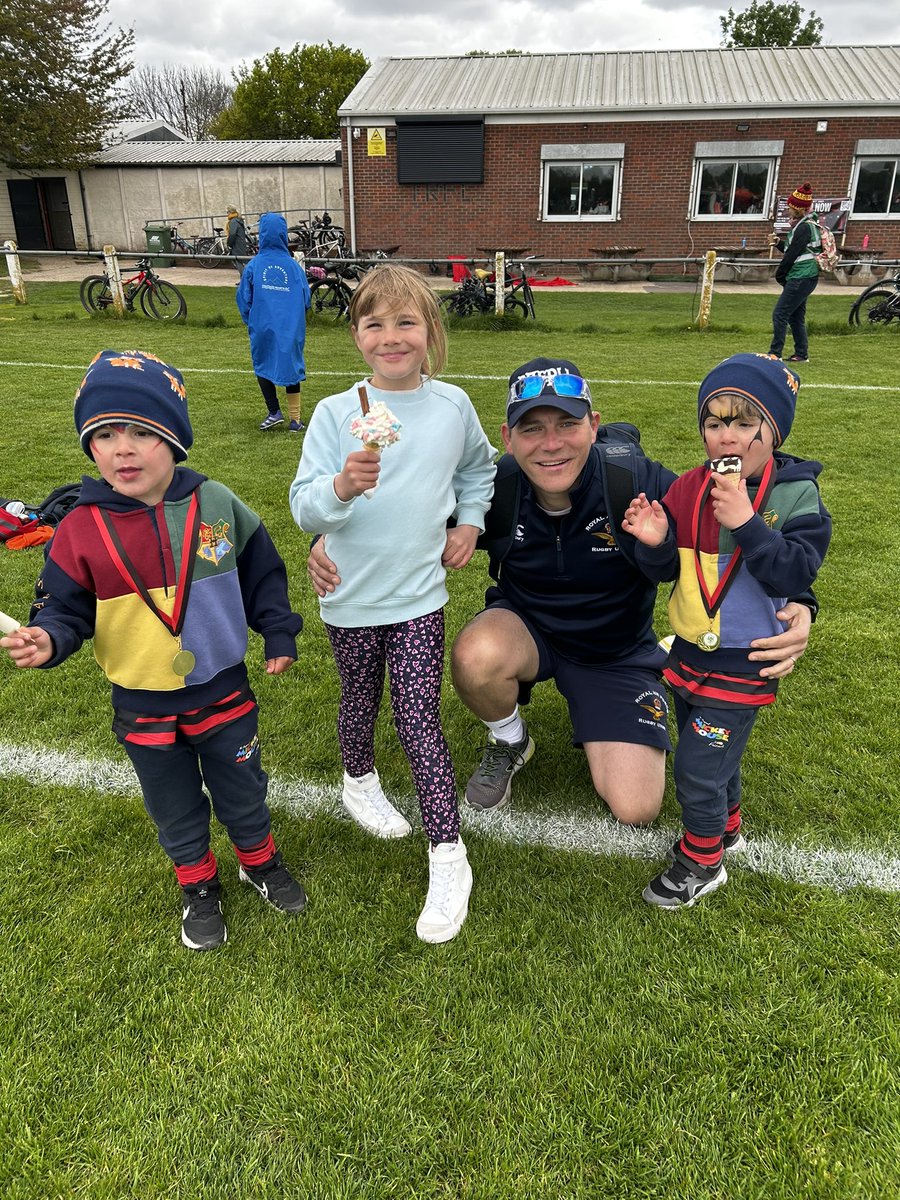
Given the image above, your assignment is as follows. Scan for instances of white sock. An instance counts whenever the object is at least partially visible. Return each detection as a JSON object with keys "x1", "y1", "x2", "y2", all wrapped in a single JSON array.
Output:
[{"x1": 485, "y1": 708, "x2": 525, "y2": 745}]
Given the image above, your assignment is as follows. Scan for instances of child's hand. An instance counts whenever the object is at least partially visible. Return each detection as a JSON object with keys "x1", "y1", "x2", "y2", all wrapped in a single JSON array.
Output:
[
  {"x1": 622, "y1": 493, "x2": 669, "y2": 546},
  {"x1": 265, "y1": 656, "x2": 295, "y2": 675},
  {"x1": 334, "y1": 450, "x2": 380, "y2": 501},
  {"x1": 442, "y1": 524, "x2": 479, "y2": 570},
  {"x1": 710, "y1": 478, "x2": 754, "y2": 530},
  {"x1": 1, "y1": 626, "x2": 53, "y2": 669}
]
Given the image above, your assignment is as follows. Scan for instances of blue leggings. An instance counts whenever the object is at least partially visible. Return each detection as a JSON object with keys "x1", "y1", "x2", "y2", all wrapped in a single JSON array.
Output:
[
  {"x1": 673, "y1": 696, "x2": 760, "y2": 838},
  {"x1": 325, "y1": 610, "x2": 459, "y2": 844}
]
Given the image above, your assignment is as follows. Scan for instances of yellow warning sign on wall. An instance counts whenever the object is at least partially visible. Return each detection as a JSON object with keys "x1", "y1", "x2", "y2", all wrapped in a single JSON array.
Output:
[{"x1": 367, "y1": 128, "x2": 386, "y2": 157}]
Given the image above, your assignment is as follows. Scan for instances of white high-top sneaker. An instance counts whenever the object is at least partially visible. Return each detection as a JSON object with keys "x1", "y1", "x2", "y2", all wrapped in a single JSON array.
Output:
[
  {"x1": 342, "y1": 770, "x2": 412, "y2": 839},
  {"x1": 416, "y1": 837, "x2": 472, "y2": 944}
]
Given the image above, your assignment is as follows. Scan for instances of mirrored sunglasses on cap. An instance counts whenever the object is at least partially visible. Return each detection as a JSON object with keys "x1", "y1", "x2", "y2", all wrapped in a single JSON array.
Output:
[{"x1": 509, "y1": 373, "x2": 592, "y2": 403}]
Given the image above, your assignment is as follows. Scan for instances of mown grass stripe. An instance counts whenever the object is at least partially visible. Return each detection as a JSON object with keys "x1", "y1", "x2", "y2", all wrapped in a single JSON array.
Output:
[
  {"x1": 0, "y1": 358, "x2": 896, "y2": 392},
  {"x1": 3, "y1": 740, "x2": 897, "y2": 894}
]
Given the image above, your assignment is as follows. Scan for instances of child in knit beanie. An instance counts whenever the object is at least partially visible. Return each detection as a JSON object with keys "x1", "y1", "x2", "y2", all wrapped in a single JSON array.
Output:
[
  {"x1": 622, "y1": 352, "x2": 831, "y2": 910},
  {"x1": 1, "y1": 349, "x2": 307, "y2": 951}
]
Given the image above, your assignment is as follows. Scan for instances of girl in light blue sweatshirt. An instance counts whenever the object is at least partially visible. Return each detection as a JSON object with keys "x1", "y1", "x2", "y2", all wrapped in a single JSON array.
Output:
[{"x1": 290, "y1": 265, "x2": 495, "y2": 944}]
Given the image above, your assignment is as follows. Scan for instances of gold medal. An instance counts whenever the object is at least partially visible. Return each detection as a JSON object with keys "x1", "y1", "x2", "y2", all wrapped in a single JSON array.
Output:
[
  {"x1": 172, "y1": 648, "x2": 196, "y2": 676},
  {"x1": 697, "y1": 630, "x2": 720, "y2": 652}
]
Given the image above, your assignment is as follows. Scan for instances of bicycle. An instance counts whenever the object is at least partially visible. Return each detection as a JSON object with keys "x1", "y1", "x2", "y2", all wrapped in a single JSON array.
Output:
[
  {"x1": 848, "y1": 271, "x2": 900, "y2": 326},
  {"x1": 79, "y1": 257, "x2": 187, "y2": 321},
  {"x1": 441, "y1": 257, "x2": 537, "y2": 319},
  {"x1": 168, "y1": 223, "x2": 209, "y2": 262},
  {"x1": 306, "y1": 262, "x2": 359, "y2": 321},
  {"x1": 194, "y1": 227, "x2": 229, "y2": 268}
]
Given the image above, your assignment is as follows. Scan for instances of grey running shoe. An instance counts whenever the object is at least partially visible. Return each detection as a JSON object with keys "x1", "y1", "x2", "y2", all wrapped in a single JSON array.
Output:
[
  {"x1": 239, "y1": 851, "x2": 307, "y2": 914},
  {"x1": 181, "y1": 877, "x2": 227, "y2": 950},
  {"x1": 643, "y1": 856, "x2": 727, "y2": 909},
  {"x1": 465, "y1": 725, "x2": 535, "y2": 811}
]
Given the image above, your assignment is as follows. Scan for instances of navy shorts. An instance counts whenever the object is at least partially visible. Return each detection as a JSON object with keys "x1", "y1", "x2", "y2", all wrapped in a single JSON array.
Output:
[{"x1": 486, "y1": 599, "x2": 672, "y2": 751}]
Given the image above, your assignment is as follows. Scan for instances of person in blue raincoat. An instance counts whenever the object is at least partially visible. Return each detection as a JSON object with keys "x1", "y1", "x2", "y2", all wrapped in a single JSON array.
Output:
[{"x1": 237, "y1": 212, "x2": 312, "y2": 433}]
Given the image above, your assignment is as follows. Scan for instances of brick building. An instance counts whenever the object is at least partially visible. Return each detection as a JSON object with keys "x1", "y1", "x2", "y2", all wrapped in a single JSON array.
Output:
[{"x1": 337, "y1": 45, "x2": 900, "y2": 268}]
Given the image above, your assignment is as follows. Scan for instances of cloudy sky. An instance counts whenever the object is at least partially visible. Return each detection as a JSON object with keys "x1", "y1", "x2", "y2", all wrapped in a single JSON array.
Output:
[{"x1": 109, "y1": 0, "x2": 900, "y2": 76}]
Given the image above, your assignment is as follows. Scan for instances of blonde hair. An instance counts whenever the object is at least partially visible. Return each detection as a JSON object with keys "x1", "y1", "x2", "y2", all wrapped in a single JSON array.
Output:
[{"x1": 349, "y1": 263, "x2": 448, "y2": 378}]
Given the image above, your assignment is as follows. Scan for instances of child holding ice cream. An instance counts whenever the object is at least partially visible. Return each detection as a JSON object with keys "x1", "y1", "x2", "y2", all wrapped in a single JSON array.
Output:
[
  {"x1": 289, "y1": 264, "x2": 495, "y2": 943},
  {"x1": 621, "y1": 353, "x2": 831, "y2": 910}
]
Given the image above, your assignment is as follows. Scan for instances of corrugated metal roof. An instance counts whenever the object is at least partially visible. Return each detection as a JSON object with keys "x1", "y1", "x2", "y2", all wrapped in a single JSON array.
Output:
[
  {"x1": 340, "y1": 45, "x2": 900, "y2": 118},
  {"x1": 93, "y1": 139, "x2": 341, "y2": 166}
]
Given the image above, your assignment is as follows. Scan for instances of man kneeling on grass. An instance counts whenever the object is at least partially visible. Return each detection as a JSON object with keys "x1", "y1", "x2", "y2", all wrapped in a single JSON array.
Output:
[
  {"x1": 310, "y1": 356, "x2": 817, "y2": 846},
  {"x1": 622, "y1": 353, "x2": 831, "y2": 908},
  {"x1": 0, "y1": 350, "x2": 306, "y2": 951}
]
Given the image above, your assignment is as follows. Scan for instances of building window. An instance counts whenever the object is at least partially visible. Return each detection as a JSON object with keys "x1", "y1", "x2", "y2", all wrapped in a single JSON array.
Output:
[
  {"x1": 694, "y1": 159, "x2": 772, "y2": 217},
  {"x1": 541, "y1": 144, "x2": 623, "y2": 221},
  {"x1": 851, "y1": 158, "x2": 900, "y2": 216},
  {"x1": 690, "y1": 140, "x2": 782, "y2": 220}
]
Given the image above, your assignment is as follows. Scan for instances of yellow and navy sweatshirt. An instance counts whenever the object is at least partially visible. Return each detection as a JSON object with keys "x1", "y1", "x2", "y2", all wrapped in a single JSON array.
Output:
[
  {"x1": 634, "y1": 451, "x2": 831, "y2": 703},
  {"x1": 30, "y1": 469, "x2": 302, "y2": 715}
]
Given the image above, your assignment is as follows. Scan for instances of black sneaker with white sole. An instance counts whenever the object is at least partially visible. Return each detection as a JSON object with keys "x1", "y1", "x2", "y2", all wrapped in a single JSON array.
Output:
[
  {"x1": 643, "y1": 855, "x2": 727, "y2": 910},
  {"x1": 239, "y1": 851, "x2": 307, "y2": 914},
  {"x1": 181, "y1": 877, "x2": 227, "y2": 951},
  {"x1": 465, "y1": 725, "x2": 535, "y2": 811}
]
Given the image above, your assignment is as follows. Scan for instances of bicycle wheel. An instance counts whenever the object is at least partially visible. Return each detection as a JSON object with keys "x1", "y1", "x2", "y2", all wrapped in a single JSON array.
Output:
[
  {"x1": 142, "y1": 279, "x2": 187, "y2": 321},
  {"x1": 503, "y1": 297, "x2": 530, "y2": 318},
  {"x1": 521, "y1": 278, "x2": 537, "y2": 318},
  {"x1": 194, "y1": 238, "x2": 223, "y2": 269},
  {"x1": 849, "y1": 287, "x2": 900, "y2": 327},
  {"x1": 80, "y1": 274, "x2": 112, "y2": 314},
  {"x1": 309, "y1": 279, "x2": 351, "y2": 319}
]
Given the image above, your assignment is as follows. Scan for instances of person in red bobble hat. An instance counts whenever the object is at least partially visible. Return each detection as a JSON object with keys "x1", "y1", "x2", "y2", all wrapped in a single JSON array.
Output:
[{"x1": 767, "y1": 182, "x2": 822, "y2": 364}]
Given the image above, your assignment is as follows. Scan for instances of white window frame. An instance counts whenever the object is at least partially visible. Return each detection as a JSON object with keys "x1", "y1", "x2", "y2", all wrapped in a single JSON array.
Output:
[
  {"x1": 690, "y1": 140, "x2": 783, "y2": 221},
  {"x1": 850, "y1": 141, "x2": 900, "y2": 219},
  {"x1": 540, "y1": 143, "x2": 624, "y2": 222}
]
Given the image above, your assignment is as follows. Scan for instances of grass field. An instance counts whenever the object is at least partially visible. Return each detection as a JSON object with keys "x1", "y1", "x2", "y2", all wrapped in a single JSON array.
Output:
[{"x1": 0, "y1": 281, "x2": 898, "y2": 1198}]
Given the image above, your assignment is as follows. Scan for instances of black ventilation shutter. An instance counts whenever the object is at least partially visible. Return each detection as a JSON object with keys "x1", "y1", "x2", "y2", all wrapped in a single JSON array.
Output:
[{"x1": 396, "y1": 118, "x2": 484, "y2": 183}]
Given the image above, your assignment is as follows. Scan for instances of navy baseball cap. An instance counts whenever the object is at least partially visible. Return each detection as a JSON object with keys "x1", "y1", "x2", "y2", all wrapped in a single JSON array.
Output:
[{"x1": 506, "y1": 357, "x2": 593, "y2": 427}]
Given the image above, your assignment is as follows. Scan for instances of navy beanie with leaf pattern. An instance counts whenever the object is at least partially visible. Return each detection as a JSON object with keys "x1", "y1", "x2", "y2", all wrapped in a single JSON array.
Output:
[
  {"x1": 74, "y1": 349, "x2": 193, "y2": 462},
  {"x1": 698, "y1": 352, "x2": 799, "y2": 448}
]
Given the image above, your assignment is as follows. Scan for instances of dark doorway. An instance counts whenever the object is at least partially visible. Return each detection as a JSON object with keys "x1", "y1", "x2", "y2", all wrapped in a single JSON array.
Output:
[{"x1": 7, "y1": 178, "x2": 76, "y2": 250}]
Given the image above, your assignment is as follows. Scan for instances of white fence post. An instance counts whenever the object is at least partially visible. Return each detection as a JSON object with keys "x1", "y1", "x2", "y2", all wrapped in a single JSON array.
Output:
[
  {"x1": 103, "y1": 244, "x2": 126, "y2": 316},
  {"x1": 2, "y1": 240, "x2": 27, "y2": 304},
  {"x1": 697, "y1": 250, "x2": 717, "y2": 329},
  {"x1": 494, "y1": 251, "x2": 505, "y2": 316}
]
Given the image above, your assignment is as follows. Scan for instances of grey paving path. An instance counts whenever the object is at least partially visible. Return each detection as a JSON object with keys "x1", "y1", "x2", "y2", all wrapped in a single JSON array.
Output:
[{"x1": 15, "y1": 253, "x2": 861, "y2": 296}]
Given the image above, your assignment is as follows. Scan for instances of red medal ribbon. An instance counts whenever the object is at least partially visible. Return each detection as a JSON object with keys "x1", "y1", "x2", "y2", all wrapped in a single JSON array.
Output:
[
  {"x1": 90, "y1": 493, "x2": 201, "y2": 638},
  {"x1": 691, "y1": 457, "x2": 776, "y2": 619}
]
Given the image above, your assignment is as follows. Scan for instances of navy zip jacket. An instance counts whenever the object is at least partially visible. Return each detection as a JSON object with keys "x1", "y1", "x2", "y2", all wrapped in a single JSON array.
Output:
[{"x1": 483, "y1": 443, "x2": 677, "y2": 667}]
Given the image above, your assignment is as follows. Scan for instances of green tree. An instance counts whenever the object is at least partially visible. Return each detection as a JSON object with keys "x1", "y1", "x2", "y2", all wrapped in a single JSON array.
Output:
[
  {"x1": 212, "y1": 42, "x2": 369, "y2": 140},
  {"x1": 720, "y1": 1, "x2": 824, "y2": 47},
  {"x1": 0, "y1": 0, "x2": 134, "y2": 168}
]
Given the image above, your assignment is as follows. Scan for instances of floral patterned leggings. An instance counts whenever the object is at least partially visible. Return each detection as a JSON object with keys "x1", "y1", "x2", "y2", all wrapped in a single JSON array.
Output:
[{"x1": 325, "y1": 609, "x2": 459, "y2": 844}]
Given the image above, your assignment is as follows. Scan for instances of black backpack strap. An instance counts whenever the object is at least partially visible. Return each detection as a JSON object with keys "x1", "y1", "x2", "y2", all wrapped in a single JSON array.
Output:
[
  {"x1": 597, "y1": 442, "x2": 640, "y2": 565},
  {"x1": 480, "y1": 453, "x2": 521, "y2": 579}
]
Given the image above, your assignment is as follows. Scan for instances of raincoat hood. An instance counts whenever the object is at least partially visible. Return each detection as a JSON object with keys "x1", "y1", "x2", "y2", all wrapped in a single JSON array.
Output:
[{"x1": 258, "y1": 212, "x2": 290, "y2": 254}]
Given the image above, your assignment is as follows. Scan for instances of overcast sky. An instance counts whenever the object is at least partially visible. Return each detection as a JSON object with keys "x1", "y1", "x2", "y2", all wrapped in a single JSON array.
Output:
[{"x1": 109, "y1": 0, "x2": 900, "y2": 77}]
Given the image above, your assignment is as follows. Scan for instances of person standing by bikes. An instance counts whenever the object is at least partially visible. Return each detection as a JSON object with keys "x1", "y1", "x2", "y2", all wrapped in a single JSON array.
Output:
[
  {"x1": 237, "y1": 213, "x2": 311, "y2": 433},
  {"x1": 226, "y1": 205, "x2": 249, "y2": 277},
  {"x1": 768, "y1": 182, "x2": 820, "y2": 365}
]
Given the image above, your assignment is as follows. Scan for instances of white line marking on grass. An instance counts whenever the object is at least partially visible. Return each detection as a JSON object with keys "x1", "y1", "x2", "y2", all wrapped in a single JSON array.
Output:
[
  {"x1": 0, "y1": 360, "x2": 896, "y2": 393},
  {"x1": 2, "y1": 741, "x2": 898, "y2": 894}
]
